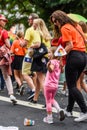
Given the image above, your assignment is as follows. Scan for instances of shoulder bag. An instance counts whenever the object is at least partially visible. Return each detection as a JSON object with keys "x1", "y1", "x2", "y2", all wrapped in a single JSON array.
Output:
[{"x1": 33, "y1": 36, "x2": 48, "y2": 59}]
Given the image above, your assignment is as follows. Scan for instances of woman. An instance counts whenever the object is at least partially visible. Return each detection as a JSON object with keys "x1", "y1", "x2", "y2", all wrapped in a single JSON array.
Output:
[
  {"x1": 77, "y1": 21, "x2": 87, "y2": 93},
  {"x1": 50, "y1": 10, "x2": 87, "y2": 122},
  {"x1": 0, "y1": 14, "x2": 17, "y2": 104},
  {"x1": 29, "y1": 18, "x2": 52, "y2": 103}
]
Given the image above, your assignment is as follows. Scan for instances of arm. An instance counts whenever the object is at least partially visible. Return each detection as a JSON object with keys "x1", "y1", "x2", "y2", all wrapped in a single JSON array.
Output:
[
  {"x1": 30, "y1": 42, "x2": 41, "y2": 48},
  {"x1": 19, "y1": 39, "x2": 27, "y2": 47},
  {"x1": 4, "y1": 38, "x2": 11, "y2": 49},
  {"x1": 65, "y1": 41, "x2": 73, "y2": 54},
  {"x1": 47, "y1": 61, "x2": 54, "y2": 72}
]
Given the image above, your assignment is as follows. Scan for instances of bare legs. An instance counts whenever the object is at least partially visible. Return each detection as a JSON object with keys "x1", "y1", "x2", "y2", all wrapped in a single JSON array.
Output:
[{"x1": 33, "y1": 72, "x2": 45, "y2": 101}]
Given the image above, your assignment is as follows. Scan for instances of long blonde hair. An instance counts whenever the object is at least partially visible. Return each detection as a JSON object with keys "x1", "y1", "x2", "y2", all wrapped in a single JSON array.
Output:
[{"x1": 33, "y1": 18, "x2": 52, "y2": 41}]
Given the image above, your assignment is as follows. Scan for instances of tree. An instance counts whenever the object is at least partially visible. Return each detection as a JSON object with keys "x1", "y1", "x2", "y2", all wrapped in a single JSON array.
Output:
[{"x1": 0, "y1": 0, "x2": 87, "y2": 29}]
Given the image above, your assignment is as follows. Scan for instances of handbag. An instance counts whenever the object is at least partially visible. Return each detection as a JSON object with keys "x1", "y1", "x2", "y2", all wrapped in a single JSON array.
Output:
[{"x1": 33, "y1": 36, "x2": 48, "y2": 59}]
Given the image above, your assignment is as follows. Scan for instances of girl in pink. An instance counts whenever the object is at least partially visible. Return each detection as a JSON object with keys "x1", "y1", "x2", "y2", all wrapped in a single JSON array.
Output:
[{"x1": 43, "y1": 45, "x2": 66, "y2": 124}]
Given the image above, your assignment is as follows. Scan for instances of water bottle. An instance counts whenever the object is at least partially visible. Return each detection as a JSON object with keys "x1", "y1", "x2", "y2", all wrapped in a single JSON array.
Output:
[
  {"x1": 24, "y1": 118, "x2": 35, "y2": 126},
  {"x1": 24, "y1": 48, "x2": 33, "y2": 63}
]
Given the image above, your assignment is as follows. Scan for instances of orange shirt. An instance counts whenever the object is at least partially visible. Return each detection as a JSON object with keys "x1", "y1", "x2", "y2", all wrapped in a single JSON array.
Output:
[
  {"x1": 61, "y1": 23, "x2": 86, "y2": 52},
  {"x1": 11, "y1": 39, "x2": 26, "y2": 56}
]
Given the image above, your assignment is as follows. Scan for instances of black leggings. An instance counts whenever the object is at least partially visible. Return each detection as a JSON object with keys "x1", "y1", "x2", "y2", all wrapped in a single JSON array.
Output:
[{"x1": 65, "y1": 50, "x2": 87, "y2": 113}]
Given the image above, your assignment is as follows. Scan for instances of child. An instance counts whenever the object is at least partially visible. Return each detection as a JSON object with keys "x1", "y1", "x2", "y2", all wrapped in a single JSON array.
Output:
[{"x1": 43, "y1": 45, "x2": 66, "y2": 124}]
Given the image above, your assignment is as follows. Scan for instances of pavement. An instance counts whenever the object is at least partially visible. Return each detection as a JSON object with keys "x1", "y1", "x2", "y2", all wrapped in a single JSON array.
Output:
[{"x1": 0, "y1": 83, "x2": 87, "y2": 130}]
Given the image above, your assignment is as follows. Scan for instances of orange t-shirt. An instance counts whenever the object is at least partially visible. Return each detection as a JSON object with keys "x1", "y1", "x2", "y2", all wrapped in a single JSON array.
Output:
[
  {"x1": 11, "y1": 39, "x2": 26, "y2": 56},
  {"x1": 61, "y1": 23, "x2": 86, "y2": 52}
]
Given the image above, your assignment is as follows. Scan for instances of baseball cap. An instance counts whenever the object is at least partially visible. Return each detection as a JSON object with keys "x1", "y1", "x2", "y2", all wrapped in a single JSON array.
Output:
[{"x1": 0, "y1": 14, "x2": 8, "y2": 22}]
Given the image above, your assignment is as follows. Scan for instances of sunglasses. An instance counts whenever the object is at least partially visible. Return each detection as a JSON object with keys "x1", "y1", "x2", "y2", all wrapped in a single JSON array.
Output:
[
  {"x1": 53, "y1": 19, "x2": 57, "y2": 24},
  {"x1": 28, "y1": 18, "x2": 33, "y2": 20},
  {"x1": 0, "y1": 19, "x2": 7, "y2": 22}
]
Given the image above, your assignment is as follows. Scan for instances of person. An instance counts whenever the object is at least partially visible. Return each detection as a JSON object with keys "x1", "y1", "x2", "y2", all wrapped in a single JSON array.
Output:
[
  {"x1": 77, "y1": 21, "x2": 87, "y2": 93},
  {"x1": 10, "y1": 31, "x2": 26, "y2": 95},
  {"x1": 20, "y1": 13, "x2": 40, "y2": 99},
  {"x1": 51, "y1": 36, "x2": 68, "y2": 96},
  {"x1": 8, "y1": 26, "x2": 17, "y2": 84},
  {"x1": 0, "y1": 69, "x2": 5, "y2": 91},
  {"x1": 50, "y1": 10, "x2": 87, "y2": 122},
  {"x1": 29, "y1": 18, "x2": 52, "y2": 103},
  {"x1": 0, "y1": 14, "x2": 17, "y2": 104},
  {"x1": 43, "y1": 46, "x2": 66, "y2": 124}
]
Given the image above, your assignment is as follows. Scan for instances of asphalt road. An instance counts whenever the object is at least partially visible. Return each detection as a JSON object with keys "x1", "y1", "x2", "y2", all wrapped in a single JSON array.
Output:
[{"x1": 0, "y1": 84, "x2": 87, "y2": 130}]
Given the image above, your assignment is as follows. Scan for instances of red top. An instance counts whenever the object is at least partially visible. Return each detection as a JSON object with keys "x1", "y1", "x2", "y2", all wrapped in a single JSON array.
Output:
[{"x1": 0, "y1": 29, "x2": 8, "y2": 46}]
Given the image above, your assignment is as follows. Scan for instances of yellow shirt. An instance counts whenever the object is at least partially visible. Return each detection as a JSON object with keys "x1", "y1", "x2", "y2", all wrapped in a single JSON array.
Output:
[
  {"x1": 41, "y1": 38, "x2": 51, "y2": 57},
  {"x1": 24, "y1": 26, "x2": 40, "y2": 48}
]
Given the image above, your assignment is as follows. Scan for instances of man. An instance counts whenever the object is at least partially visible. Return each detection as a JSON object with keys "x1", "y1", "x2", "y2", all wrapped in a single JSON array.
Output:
[
  {"x1": 0, "y1": 14, "x2": 17, "y2": 104},
  {"x1": 20, "y1": 13, "x2": 40, "y2": 100}
]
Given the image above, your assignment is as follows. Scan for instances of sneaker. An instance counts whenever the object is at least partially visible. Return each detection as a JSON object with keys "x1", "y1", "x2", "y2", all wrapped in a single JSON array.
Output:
[
  {"x1": 27, "y1": 91, "x2": 35, "y2": 100},
  {"x1": 43, "y1": 116, "x2": 53, "y2": 124},
  {"x1": 59, "y1": 110, "x2": 65, "y2": 121},
  {"x1": 74, "y1": 113, "x2": 87, "y2": 122},
  {"x1": 20, "y1": 84, "x2": 25, "y2": 96},
  {"x1": 42, "y1": 104, "x2": 46, "y2": 109},
  {"x1": 10, "y1": 95, "x2": 17, "y2": 105},
  {"x1": 64, "y1": 109, "x2": 72, "y2": 117},
  {"x1": 16, "y1": 90, "x2": 20, "y2": 95},
  {"x1": 29, "y1": 99, "x2": 37, "y2": 104}
]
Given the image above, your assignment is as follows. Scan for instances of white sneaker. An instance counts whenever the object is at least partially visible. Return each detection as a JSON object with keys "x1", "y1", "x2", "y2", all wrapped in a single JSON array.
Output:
[
  {"x1": 74, "y1": 113, "x2": 87, "y2": 122},
  {"x1": 43, "y1": 116, "x2": 53, "y2": 124},
  {"x1": 10, "y1": 95, "x2": 17, "y2": 104},
  {"x1": 64, "y1": 109, "x2": 72, "y2": 117},
  {"x1": 59, "y1": 110, "x2": 65, "y2": 121}
]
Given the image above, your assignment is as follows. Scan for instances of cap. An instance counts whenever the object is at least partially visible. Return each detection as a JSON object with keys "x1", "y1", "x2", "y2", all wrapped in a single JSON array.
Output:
[
  {"x1": 0, "y1": 14, "x2": 8, "y2": 22},
  {"x1": 28, "y1": 13, "x2": 39, "y2": 20},
  {"x1": 54, "y1": 45, "x2": 67, "y2": 57}
]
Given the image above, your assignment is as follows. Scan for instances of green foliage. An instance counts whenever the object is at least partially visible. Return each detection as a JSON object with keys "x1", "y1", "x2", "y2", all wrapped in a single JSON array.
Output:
[{"x1": 0, "y1": 0, "x2": 87, "y2": 30}]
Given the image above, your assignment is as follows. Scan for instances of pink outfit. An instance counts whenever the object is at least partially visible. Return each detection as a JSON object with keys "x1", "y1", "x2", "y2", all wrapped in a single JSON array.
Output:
[{"x1": 44, "y1": 59, "x2": 61, "y2": 112}]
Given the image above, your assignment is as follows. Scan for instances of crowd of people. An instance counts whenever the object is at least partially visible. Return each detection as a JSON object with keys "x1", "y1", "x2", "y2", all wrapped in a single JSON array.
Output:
[{"x1": 0, "y1": 10, "x2": 87, "y2": 123}]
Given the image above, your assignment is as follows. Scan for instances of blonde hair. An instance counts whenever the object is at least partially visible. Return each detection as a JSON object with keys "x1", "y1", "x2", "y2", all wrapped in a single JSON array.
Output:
[
  {"x1": 16, "y1": 31, "x2": 24, "y2": 38},
  {"x1": 33, "y1": 18, "x2": 52, "y2": 41}
]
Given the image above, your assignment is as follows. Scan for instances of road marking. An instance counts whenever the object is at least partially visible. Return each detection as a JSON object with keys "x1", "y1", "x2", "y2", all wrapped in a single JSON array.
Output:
[{"x1": 0, "y1": 96, "x2": 80, "y2": 117}]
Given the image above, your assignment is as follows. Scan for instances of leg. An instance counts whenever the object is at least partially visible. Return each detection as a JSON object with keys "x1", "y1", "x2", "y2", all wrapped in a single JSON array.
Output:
[
  {"x1": 22, "y1": 60, "x2": 35, "y2": 91},
  {"x1": 14, "y1": 70, "x2": 23, "y2": 88},
  {"x1": 33, "y1": 72, "x2": 45, "y2": 102},
  {"x1": 80, "y1": 72, "x2": 87, "y2": 93},
  {"x1": 66, "y1": 51, "x2": 87, "y2": 113},
  {"x1": 43, "y1": 86, "x2": 53, "y2": 124},
  {"x1": 0, "y1": 65, "x2": 17, "y2": 104}
]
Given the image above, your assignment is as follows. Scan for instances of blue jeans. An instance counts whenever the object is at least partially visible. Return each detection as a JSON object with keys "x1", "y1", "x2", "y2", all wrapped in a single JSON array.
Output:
[
  {"x1": 0, "y1": 69, "x2": 5, "y2": 89},
  {"x1": 65, "y1": 50, "x2": 87, "y2": 113}
]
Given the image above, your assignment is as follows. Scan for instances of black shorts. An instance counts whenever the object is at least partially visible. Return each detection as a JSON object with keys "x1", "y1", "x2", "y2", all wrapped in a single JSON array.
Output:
[
  {"x1": 12, "y1": 55, "x2": 24, "y2": 70},
  {"x1": 31, "y1": 57, "x2": 49, "y2": 73}
]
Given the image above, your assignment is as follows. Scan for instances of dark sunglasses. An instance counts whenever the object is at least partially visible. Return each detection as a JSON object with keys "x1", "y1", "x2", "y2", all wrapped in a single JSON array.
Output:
[
  {"x1": 27, "y1": 18, "x2": 33, "y2": 22},
  {"x1": 51, "y1": 19, "x2": 57, "y2": 24}
]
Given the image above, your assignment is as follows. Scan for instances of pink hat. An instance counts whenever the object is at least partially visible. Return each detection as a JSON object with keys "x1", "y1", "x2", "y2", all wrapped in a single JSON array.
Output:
[{"x1": 0, "y1": 14, "x2": 8, "y2": 22}]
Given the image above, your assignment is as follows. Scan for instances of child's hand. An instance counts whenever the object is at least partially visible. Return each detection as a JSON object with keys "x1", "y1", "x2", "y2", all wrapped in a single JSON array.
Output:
[{"x1": 47, "y1": 61, "x2": 54, "y2": 73}]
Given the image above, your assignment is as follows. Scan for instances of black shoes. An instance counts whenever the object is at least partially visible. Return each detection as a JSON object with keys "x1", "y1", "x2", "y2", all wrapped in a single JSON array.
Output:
[
  {"x1": 27, "y1": 91, "x2": 35, "y2": 100},
  {"x1": 20, "y1": 84, "x2": 25, "y2": 96},
  {"x1": 29, "y1": 99, "x2": 37, "y2": 104}
]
